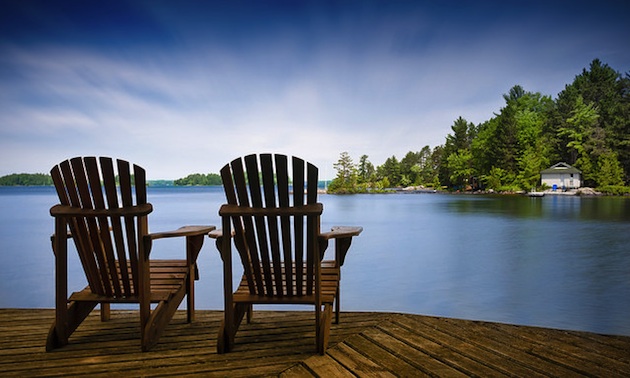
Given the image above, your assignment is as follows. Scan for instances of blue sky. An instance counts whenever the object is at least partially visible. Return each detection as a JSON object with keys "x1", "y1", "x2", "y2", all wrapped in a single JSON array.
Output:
[{"x1": 1, "y1": 1, "x2": 629, "y2": 179}]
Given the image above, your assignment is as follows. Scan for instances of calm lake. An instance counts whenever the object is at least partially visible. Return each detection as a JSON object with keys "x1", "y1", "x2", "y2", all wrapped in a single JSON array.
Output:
[{"x1": 1, "y1": 186, "x2": 629, "y2": 336}]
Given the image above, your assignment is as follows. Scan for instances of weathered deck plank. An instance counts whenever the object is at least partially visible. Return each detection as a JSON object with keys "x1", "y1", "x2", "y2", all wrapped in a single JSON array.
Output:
[{"x1": 0, "y1": 309, "x2": 628, "y2": 377}]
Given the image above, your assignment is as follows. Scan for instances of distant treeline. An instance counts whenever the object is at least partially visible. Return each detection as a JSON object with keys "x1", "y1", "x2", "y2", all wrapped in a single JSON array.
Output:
[
  {"x1": 328, "y1": 59, "x2": 630, "y2": 194},
  {"x1": 0, "y1": 173, "x2": 52, "y2": 186},
  {"x1": 173, "y1": 173, "x2": 222, "y2": 186},
  {"x1": 0, "y1": 173, "x2": 219, "y2": 187},
  {"x1": 0, "y1": 172, "x2": 331, "y2": 190}
]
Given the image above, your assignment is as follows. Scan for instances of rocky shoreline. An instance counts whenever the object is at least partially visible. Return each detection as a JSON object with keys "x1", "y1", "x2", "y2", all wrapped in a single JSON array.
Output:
[{"x1": 393, "y1": 186, "x2": 610, "y2": 196}]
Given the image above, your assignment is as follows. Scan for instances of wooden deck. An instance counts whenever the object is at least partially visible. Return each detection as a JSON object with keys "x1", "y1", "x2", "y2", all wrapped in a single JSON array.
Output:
[{"x1": 1, "y1": 309, "x2": 629, "y2": 377}]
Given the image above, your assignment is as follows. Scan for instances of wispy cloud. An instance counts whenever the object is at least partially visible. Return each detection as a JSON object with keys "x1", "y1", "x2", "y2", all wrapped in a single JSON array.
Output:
[{"x1": 1, "y1": 1, "x2": 629, "y2": 178}]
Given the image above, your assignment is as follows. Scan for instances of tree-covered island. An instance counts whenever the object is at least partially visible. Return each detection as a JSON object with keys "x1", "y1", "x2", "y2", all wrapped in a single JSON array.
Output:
[
  {"x1": 173, "y1": 173, "x2": 222, "y2": 186},
  {"x1": 0, "y1": 173, "x2": 53, "y2": 186}
]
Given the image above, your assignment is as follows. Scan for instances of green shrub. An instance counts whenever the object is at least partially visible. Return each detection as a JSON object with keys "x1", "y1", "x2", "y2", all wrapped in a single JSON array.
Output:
[{"x1": 596, "y1": 185, "x2": 630, "y2": 195}]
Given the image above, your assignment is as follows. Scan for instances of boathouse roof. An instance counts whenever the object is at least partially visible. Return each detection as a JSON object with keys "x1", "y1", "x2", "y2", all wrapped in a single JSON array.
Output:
[{"x1": 540, "y1": 162, "x2": 581, "y2": 174}]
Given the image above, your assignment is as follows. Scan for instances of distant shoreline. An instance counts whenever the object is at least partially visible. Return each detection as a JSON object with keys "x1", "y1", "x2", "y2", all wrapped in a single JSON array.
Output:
[{"x1": 2, "y1": 184, "x2": 628, "y2": 197}]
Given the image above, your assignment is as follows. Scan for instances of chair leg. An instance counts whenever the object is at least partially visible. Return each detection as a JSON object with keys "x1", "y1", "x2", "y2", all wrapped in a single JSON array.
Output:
[
  {"x1": 234, "y1": 303, "x2": 248, "y2": 328},
  {"x1": 141, "y1": 285, "x2": 186, "y2": 352},
  {"x1": 186, "y1": 272, "x2": 195, "y2": 323},
  {"x1": 217, "y1": 302, "x2": 249, "y2": 353},
  {"x1": 318, "y1": 303, "x2": 333, "y2": 355},
  {"x1": 100, "y1": 303, "x2": 111, "y2": 321},
  {"x1": 186, "y1": 234, "x2": 204, "y2": 322},
  {"x1": 335, "y1": 287, "x2": 340, "y2": 324},
  {"x1": 217, "y1": 321, "x2": 230, "y2": 353},
  {"x1": 46, "y1": 322, "x2": 66, "y2": 351},
  {"x1": 315, "y1": 304, "x2": 321, "y2": 352},
  {"x1": 46, "y1": 301, "x2": 97, "y2": 351},
  {"x1": 246, "y1": 304, "x2": 253, "y2": 324}
]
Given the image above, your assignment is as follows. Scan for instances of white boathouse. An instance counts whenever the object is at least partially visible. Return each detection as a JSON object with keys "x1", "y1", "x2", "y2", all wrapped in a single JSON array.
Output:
[{"x1": 540, "y1": 162, "x2": 581, "y2": 190}]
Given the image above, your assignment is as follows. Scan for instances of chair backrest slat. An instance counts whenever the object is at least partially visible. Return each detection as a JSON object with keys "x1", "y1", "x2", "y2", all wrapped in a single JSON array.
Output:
[
  {"x1": 117, "y1": 159, "x2": 141, "y2": 297},
  {"x1": 133, "y1": 163, "x2": 147, "y2": 205},
  {"x1": 84, "y1": 157, "x2": 122, "y2": 297},
  {"x1": 100, "y1": 157, "x2": 133, "y2": 295},
  {"x1": 221, "y1": 154, "x2": 319, "y2": 298},
  {"x1": 275, "y1": 155, "x2": 293, "y2": 295},
  {"x1": 306, "y1": 161, "x2": 318, "y2": 295},
  {"x1": 50, "y1": 157, "x2": 149, "y2": 299},
  {"x1": 244, "y1": 155, "x2": 274, "y2": 295},
  {"x1": 260, "y1": 154, "x2": 284, "y2": 296},
  {"x1": 292, "y1": 157, "x2": 306, "y2": 295}
]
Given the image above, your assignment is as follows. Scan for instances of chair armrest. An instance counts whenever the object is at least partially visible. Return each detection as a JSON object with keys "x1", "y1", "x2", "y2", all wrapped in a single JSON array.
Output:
[
  {"x1": 208, "y1": 229, "x2": 238, "y2": 239},
  {"x1": 319, "y1": 226, "x2": 363, "y2": 240},
  {"x1": 50, "y1": 203, "x2": 153, "y2": 217},
  {"x1": 149, "y1": 225, "x2": 216, "y2": 241},
  {"x1": 145, "y1": 225, "x2": 215, "y2": 265},
  {"x1": 318, "y1": 226, "x2": 362, "y2": 267},
  {"x1": 50, "y1": 229, "x2": 73, "y2": 242},
  {"x1": 219, "y1": 203, "x2": 323, "y2": 217},
  {"x1": 208, "y1": 229, "x2": 223, "y2": 239}
]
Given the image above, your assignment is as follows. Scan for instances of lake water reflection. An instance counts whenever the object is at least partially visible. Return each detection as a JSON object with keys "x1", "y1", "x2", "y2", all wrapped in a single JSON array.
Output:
[{"x1": 1, "y1": 186, "x2": 628, "y2": 336}]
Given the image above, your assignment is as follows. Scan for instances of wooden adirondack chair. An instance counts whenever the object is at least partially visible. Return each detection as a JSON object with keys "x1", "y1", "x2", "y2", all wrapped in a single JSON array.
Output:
[
  {"x1": 209, "y1": 154, "x2": 362, "y2": 354},
  {"x1": 46, "y1": 157, "x2": 215, "y2": 352}
]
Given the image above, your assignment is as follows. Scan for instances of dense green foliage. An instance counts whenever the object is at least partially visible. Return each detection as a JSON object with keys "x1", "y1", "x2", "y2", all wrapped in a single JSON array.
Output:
[
  {"x1": 329, "y1": 59, "x2": 630, "y2": 194},
  {"x1": 597, "y1": 185, "x2": 630, "y2": 196},
  {"x1": 173, "y1": 173, "x2": 222, "y2": 186},
  {"x1": 0, "y1": 173, "x2": 52, "y2": 186}
]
